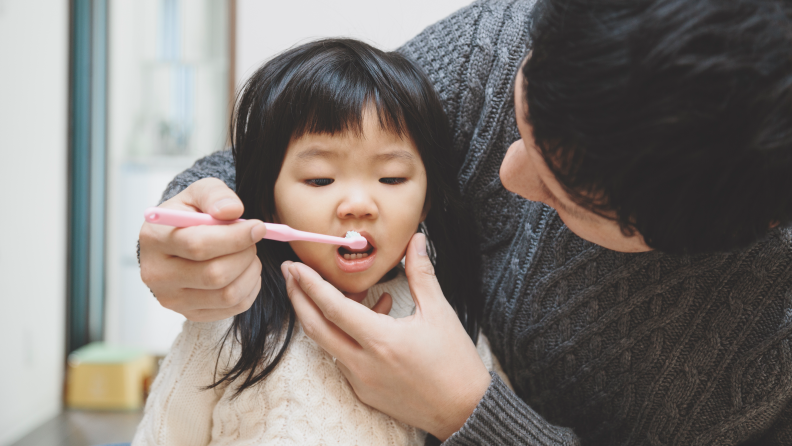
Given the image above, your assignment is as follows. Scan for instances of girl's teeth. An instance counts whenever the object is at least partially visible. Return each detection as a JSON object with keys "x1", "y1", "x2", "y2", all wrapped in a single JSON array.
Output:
[{"x1": 343, "y1": 252, "x2": 369, "y2": 260}]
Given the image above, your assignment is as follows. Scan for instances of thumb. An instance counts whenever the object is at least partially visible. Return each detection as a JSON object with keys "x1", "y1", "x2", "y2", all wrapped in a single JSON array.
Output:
[
  {"x1": 404, "y1": 232, "x2": 445, "y2": 312},
  {"x1": 371, "y1": 293, "x2": 393, "y2": 315},
  {"x1": 181, "y1": 178, "x2": 244, "y2": 221}
]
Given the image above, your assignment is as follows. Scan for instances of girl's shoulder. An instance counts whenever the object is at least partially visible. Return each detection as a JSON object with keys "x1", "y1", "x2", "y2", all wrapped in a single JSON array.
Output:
[
  {"x1": 172, "y1": 318, "x2": 235, "y2": 359},
  {"x1": 182, "y1": 317, "x2": 234, "y2": 341}
]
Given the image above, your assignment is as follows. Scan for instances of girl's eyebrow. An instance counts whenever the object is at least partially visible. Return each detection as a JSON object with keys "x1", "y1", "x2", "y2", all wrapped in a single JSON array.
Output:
[
  {"x1": 372, "y1": 150, "x2": 417, "y2": 164},
  {"x1": 295, "y1": 147, "x2": 416, "y2": 165},
  {"x1": 296, "y1": 148, "x2": 338, "y2": 160}
]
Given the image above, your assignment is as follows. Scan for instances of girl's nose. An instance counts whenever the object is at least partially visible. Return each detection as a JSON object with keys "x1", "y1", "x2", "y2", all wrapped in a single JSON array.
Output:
[{"x1": 337, "y1": 191, "x2": 378, "y2": 220}]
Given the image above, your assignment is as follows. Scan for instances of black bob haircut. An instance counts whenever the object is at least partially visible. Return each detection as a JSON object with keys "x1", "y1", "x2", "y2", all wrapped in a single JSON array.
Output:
[
  {"x1": 525, "y1": 0, "x2": 792, "y2": 254},
  {"x1": 210, "y1": 39, "x2": 481, "y2": 396}
]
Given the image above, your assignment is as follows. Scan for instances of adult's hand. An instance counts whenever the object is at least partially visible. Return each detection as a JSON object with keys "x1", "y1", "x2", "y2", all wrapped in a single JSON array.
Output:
[
  {"x1": 282, "y1": 233, "x2": 491, "y2": 440},
  {"x1": 139, "y1": 178, "x2": 268, "y2": 322}
]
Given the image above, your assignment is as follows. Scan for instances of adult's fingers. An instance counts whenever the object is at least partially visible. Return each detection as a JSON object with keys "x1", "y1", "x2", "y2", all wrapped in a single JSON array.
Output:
[
  {"x1": 281, "y1": 262, "x2": 360, "y2": 360},
  {"x1": 286, "y1": 262, "x2": 388, "y2": 344},
  {"x1": 187, "y1": 276, "x2": 262, "y2": 322},
  {"x1": 156, "y1": 252, "x2": 262, "y2": 313},
  {"x1": 403, "y1": 233, "x2": 447, "y2": 313},
  {"x1": 173, "y1": 177, "x2": 244, "y2": 220},
  {"x1": 156, "y1": 221, "x2": 266, "y2": 261},
  {"x1": 142, "y1": 244, "x2": 258, "y2": 290}
]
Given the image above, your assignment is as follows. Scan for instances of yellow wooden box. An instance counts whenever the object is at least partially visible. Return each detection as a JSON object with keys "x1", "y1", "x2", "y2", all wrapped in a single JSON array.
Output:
[{"x1": 66, "y1": 342, "x2": 155, "y2": 410}]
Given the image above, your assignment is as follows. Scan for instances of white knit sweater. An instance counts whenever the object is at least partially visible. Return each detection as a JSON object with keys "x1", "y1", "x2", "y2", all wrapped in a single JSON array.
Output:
[{"x1": 132, "y1": 270, "x2": 508, "y2": 446}]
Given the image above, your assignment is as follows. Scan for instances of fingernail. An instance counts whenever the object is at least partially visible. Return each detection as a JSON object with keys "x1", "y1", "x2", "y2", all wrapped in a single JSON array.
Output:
[
  {"x1": 281, "y1": 262, "x2": 291, "y2": 281},
  {"x1": 289, "y1": 264, "x2": 301, "y2": 281},
  {"x1": 251, "y1": 224, "x2": 267, "y2": 242},
  {"x1": 417, "y1": 233, "x2": 427, "y2": 256},
  {"x1": 214, "y1": 198, "x2": 236, "y2": 212}
]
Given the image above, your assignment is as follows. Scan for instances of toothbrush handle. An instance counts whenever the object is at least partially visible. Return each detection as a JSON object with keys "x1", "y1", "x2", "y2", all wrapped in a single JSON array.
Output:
[
  {"x1": 262, "y1": 224, "x2": 353, "y2": 246},
  {"x1": 292, "y1": 231, "x2": 351, "y2": 245},
  {"x1": 144, "y1": 207, "x2": 362, "y2": 248},
  {"x1": 144, "y1": 207, "x2": 242, "y2": 227},
  {"x1": 143, "y1": 208, "x2": 300, "y2": 241}
]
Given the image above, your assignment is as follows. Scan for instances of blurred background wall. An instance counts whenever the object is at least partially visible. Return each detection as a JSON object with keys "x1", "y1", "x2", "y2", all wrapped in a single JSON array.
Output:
[
  {"x1": 0, "y1": 1, "x2": 69, "y2": 444},
  {"x1": 0, "y1": 0, "x2": 471, "y2": 444}
]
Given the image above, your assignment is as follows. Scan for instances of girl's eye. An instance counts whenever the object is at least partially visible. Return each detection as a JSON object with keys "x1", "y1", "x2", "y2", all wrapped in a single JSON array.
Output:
[
  {"x1": 305, "y1": 178, "x2": 334, "y2": 187},
  {"x1": 380, "y1": 178, "x2": 407, "y2": 185}
]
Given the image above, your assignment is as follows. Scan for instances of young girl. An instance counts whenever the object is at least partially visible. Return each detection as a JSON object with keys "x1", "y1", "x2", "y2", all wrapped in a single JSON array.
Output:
[{"x1": 133, "y1": 39, "x2": 508, "y2": 446}]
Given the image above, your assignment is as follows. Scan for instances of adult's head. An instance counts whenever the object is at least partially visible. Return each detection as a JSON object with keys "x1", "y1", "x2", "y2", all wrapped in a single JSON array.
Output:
[{"x1": 501, "y1": 0, "x2": 792, "y2": 254}]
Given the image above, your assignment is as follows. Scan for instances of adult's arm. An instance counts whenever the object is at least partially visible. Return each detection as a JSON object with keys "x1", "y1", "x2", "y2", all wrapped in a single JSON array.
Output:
[{"x1": 743, "y1": 399, "x2": 792, "y2": 445}]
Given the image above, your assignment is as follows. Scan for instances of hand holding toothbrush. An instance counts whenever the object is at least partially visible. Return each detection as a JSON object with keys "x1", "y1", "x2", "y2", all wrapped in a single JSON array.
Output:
[{"x1": 139, "y1": 178, "x2": 268, "y2": 321}]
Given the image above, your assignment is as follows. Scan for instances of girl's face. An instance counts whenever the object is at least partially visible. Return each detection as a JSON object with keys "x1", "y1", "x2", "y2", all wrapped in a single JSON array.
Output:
[{"x1": 273, "y1": 109, "x2": 428, "y2": 299}]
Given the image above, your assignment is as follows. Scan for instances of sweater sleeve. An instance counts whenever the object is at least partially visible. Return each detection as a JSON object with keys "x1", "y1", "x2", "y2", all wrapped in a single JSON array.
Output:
[
  {"x1": 132, "y1": 320, "x2": 231, "y2": 446},
  {"x1": 159, "y1": 150, "x2": 236, "y2": 204},
  {"x1": 743, "y1": 400, "x2": 792, "y2": 446},
  {"x1": 441, "y1": 373, "x2": 580, "y2": 446}
]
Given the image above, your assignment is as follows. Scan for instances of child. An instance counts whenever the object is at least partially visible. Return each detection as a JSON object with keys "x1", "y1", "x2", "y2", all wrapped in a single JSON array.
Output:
[{"x1": 132, "y1": 39, "x2": 508, "y2": 446}]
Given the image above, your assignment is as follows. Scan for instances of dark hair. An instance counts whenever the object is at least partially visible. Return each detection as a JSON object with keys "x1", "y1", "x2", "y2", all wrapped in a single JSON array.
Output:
[
  {"x1": 210, "y1": 39, "x2": 481, "y2": 396},
  {"x1": 525, "y1": 0, "x2": 792, "y2": 254}
]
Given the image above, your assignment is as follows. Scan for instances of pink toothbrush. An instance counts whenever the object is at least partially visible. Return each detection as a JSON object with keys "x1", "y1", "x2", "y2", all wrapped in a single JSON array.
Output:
[{"x1": 143, "y1": 207, "x2": 368, "y2": 249}]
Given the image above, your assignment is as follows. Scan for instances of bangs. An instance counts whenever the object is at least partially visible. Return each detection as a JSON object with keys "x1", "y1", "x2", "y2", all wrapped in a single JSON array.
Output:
[{"x1": 271, "y1": 45, "x2": 410, "y2": 140}]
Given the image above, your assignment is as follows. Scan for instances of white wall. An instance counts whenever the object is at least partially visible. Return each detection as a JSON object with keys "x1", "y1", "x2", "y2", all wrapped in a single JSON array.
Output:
[
  {"x1": 0, "y1": 1, "x2": 68, "y2": 445},
  {"x1": 236, "y1": 0, "x2": 473, "y2": 87}
]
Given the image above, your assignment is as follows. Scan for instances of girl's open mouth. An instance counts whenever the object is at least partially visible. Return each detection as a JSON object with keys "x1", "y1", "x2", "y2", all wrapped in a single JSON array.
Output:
[
  {"x1": 335, "y1": 234, "x2": 376, "y2": 273},
  {"x1": 338, "y1": 244, "x2": 374, "y2": 259}
]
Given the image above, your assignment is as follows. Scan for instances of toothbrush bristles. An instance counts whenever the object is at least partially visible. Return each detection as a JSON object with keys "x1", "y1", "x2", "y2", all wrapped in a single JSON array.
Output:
[{"x1": 344, "y1": 231, "x2": 367, "y2": 249}]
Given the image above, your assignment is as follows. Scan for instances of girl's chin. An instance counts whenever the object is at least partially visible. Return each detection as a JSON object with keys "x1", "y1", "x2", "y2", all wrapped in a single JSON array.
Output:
[
  {"x1": 334, "y1": 276, "x2": 377, "y2": 295},
  {"x1": 340, "y1": 288, "x2": 369, "y2": 303}
]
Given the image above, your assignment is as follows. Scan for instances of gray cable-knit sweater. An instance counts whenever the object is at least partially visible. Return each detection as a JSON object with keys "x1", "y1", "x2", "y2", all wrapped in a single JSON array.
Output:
[{"x1": 158, "y1": 1, "x2": 792, "y2": 444}]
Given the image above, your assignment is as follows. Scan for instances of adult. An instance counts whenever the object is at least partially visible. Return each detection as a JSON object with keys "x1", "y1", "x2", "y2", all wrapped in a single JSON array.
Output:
[{"x1": 139, "y1": 0, "x2": 792, "y2": 444}]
